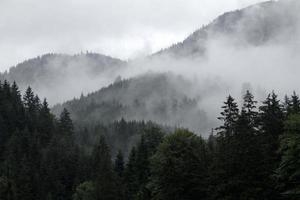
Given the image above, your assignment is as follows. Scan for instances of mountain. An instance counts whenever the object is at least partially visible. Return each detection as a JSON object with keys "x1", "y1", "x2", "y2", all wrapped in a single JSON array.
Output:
[
  {"x1": 1, "y1": 0, "x2": 299, "y2": 134},
  {"x1": 52, "y1": 72, "x2": 210, "y2": 133},
  {"x1": 154, "y1": 0, "x2": 300, "y2": 58},
  {"x1": 0, "y1": 53, "x2": 126, "y2": 104}
]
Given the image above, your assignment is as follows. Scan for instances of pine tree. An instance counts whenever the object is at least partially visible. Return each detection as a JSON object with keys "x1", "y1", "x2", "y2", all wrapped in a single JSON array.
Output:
[
  {"x1": 214, "y1": 92, "x2": 265, "y2": 199},
  {"x1": 23, "y1": 87, "x2": 40, "y2": 131},
  {"x1": 143, "y1": 126, "x2": 164, "y2": 155},
  {"x1": 92, "y1": 135, "x2": 118, "y2": 200},
  {"x1": 290, "y1": 91, "x2": 300, "y2": 115},
  {"x1": 241, "y1": 90, "x2": 258, "y2": 129},
  {"x1": 59, "y1": 108, "x2": 74, "y2": 137},
  {"x1": 259, "y1": 92, "x2": 284, "y2": 163},
  {"x1": 150, "y1": 129, "x2": 210, "y2": 200},
  {"x1": 258, "y1": 92, "x2": 285, "y2": 198},
  {"x1": 114, "y1": 150, "x2": 125, "y2": 178},
  {"x1": 114, "y1": 150, "x2": 126, "y2": 200},
  {"x1": 134, "y1": 135, "x2": 151, "y2": 200},
  {"x1": 277, "y1": 114, "x2": 300, "y2": 199},
  {"x1": 10, "y1": 81, "x2": 25, "y2": 130},
  {"x1": 42, "y1": 108, "x2": 78, "y2": 200},
  {"x1": 216, "y1": 95, "x2": 239, "y2": 138},
  {"x1": 124, "y1": 147, "x2": 138, "y2": 200},
  {"x1": 284, "y1": 95, "x2": 292, "y2": 117},
  {"x1": 38, "y1": 99, "x2": 54, "y2": 146},
  {"x1": 73, "y1": 181, "x2": 96, "y2": 200}
]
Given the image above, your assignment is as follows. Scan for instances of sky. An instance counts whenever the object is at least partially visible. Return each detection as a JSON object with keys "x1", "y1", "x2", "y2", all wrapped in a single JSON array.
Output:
[{"x1": 0, "y1": 0, "x2": 266, "y2": 71}]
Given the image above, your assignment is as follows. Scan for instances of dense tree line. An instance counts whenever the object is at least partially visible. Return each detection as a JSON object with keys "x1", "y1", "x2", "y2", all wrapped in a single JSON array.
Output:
[
  {"x1": 52, "y1": 73, "x2": 208, "y2": 133},
  {"x1": 1, "y1": 80, "x2": 300, "y2": 199}
]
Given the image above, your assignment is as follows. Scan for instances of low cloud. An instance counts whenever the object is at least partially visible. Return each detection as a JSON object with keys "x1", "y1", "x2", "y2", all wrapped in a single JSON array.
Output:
[{"x1": 0, "y1": 0, "x2": 266, "y2": 70}]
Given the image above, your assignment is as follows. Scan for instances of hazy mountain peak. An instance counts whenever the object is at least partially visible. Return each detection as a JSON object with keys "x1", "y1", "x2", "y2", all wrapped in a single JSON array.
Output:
[{"x1": 154, "y1": 0, "x2": 299, "y2": 58}]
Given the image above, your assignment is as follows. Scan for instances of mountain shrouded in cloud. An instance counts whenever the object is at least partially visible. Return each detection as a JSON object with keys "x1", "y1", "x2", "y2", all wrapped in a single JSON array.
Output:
[
  {"x1": 0, "y1": 0, "x2": 266, "y2": 69},
  {"x1": 0, "y1": 53, "x2": 125, "y2": 104},
  {"x1": 155, "y1": 0, "x2": 300, "y2": 58},
  {"x1": 1, "y1": 0, "x2": 300, "y2": 134},
  {"x1": 2, "y1": 1, "x2": 300, "y2": 199},
  {"x1": 52, "y1": 72, "x2": 212, "y2": 133}
]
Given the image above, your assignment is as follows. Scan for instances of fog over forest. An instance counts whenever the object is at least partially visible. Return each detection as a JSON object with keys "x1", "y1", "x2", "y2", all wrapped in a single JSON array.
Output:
[
  {"x1": 1, "y1": 1, "x2": 300, "y2": 199},
  {"x1": 1, "y1": 0, "x2": 300, "y2": 135}
]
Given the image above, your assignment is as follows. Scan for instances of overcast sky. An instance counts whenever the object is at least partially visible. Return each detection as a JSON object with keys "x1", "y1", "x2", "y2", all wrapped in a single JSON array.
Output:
[{"x1": 0, "y1": 0, "x2": 266, "y2": 71}]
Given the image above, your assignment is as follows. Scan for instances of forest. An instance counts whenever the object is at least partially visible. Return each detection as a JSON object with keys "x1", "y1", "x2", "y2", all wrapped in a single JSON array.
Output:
[{"x1": 0, "y1": 80, "x2": 299, "y2": 200}]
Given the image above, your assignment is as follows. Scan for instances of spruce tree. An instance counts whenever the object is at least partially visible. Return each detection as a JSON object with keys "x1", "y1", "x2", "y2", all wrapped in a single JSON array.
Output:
[
  {"x1": 150, "y1": 129, "x2": 209, "y2": 200},
  {"x1": 134, "y1": 135, "x2": 151, "y2": 200},
  {"x1": 277, "y1": 114, "x2": 300, "y2": 199},
  {"x1": 258, "y1": 92, "x2": 285, "y2": 198},
  {"x1": 92, "y1": 135, "x2": 118, "y2": 200},
  {"x1": 290, "y1": 91, "x2": 300, "y2": 115},
  {"x1": 216, "y1": 95, "x2": 239, "y2": 138},
  {"x1": 38, "y1": 99, "x2": 54, "y2": 146},
  {"x1": 114, "y1": 150, "x2": 125, "y2": 178},
  {"x1": 59, "y1": 108, "x2": 74, "y2": 137},
  {"x1": 241, "y1": 90, "x2": 258, "y2": 129},
  {"x1": 124, "y1": 147, "x2": 138, "y2": 200},
  {"x1": 259, "y1": 92, "x2": 284, "y2": 163}
]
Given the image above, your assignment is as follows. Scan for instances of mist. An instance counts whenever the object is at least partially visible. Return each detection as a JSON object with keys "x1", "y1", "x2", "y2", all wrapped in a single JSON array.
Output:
[
  {"x1": 116, "y1": 0, "x2": 300, "y2": 133},
  {"x1": 2, "y1": 0, "x2": 300, "y2": 135}
]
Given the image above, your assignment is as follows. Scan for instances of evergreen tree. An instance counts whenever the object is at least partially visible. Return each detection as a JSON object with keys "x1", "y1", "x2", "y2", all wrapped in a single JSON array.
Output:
[
  {"x1": 150, "y1": 129, "x2": 210, "y2": 200},
  {"x1": 134, "y1": 135, "x2": 151, "y2": 200},
  {"x1": 216, "y1": 95, "x2": 239, "y2": 138},
  {"x1": 114, "y1": 150, "x2": 125, "y2": 178},
  {"x1": 114, "y1": 150, "x2": 126, "y2": 200},
  {"x1": 10, "y1": 81, "x2": 25, "y2": 130},
  {"x1": 124, "y1": 147, "x2": 138, "y2": 200},
  {"x1": 92, "y1": 135, "x2": 118, "y2": 200},
  {"x1": 43, "y1": 109, "x2": 78, "y2": 200},
  {"x1": 258, "y1": 92, "x2": 285, "y2": 198},
  {"x1": 259, "y1": 92, "x2": 284, "y2": 162},
  {"x1": 290, "y1": 92, "x2": 300, "y2": 115},
  {"x1": 213, "y1": 95, "x2": 240, "y2": 199},
  {"x1": 36, "y1": 98, "x2": 54, "y2": 147},
  {"x1": 241, "y1": 90, "x2": 258, "y2": 129},
  {"x1": 23, "y1": 87, "x2": 40, "y2": 131},
  {"x1": 213, "y1": 92, "x2": 266, "y2": 199},
  {"x1": 277, "y1": 114, "x2": 300, "y2": 199},
  {"x1": 59, "y1": 108, "x2": 74, "y2": 137},
  {"x1": 73, "y1": 181, "x2": 96, "y2": 200}
]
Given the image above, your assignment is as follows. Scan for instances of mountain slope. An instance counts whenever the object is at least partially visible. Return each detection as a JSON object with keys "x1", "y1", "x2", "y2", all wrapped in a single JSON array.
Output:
[
  {"x1": 0, "y1": 53, "x2": 126, "y2": 104},
  {"x1": 154, "y1": 0, "x2": 300, "y2": 58},
  {"x1": 52, "y1": 72, "x2": 209, "y2": 133}
]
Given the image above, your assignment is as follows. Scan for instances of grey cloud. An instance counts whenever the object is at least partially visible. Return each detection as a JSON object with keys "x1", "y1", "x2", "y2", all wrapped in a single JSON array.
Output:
[{"x1": 0, "y1": 0, "x2": 266, "y2": 70}]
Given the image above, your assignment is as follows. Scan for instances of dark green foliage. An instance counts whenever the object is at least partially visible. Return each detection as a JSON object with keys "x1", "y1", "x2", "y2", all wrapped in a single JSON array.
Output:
[
  {"x1": 0, "y1": 80, "x2": 297, "y2": 200},
  {"x1": 73, "y1": 181, "x2": 97, "y2": 200},
  {"x1": 276, "y1": 114, "x2": 300, "y2": 199},
  {"x1": 92, "y1": 135, "x2": 118, "y2": 200},
  {"x1": 52, "y1": 73, "x2": 208, "y2": 133},
  {"x1": 150, "y1": 129, "x2": 210, "y2": 200},
  {"x1": 124, "y1": 147, "x2": 138, "y2": 200},
  {"x1": 42, "y1": 109, "x2": 79, "y2": 200},
  {"x1": 217, "y1": 95, "x2": 239, "y2": 137},
  {"x1": 114, "y1": 150, "x2": 125, "y2": 178},
  {"x1": 211, "y1": 91, "x2": 283, "y2": 199},
  {"x1": 285, "y1": 92, "x2": 300, "y2": 116},
  {"x1": 59, "y1": 108, "x2": 74, "y2": 137},
  {"x1": 257, "y1": 92, "x2": 285, "y2": 198},
  {"x1": 0, "y1": 81, "x2": 81, "y2": 200}
]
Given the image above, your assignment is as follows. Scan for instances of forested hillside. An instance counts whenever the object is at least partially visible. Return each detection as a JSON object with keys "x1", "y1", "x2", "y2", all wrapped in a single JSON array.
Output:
[
  {"x1": 155, "y1": 0, "x2": 299, "y2": 58},
  {"x1": 0, "y1": 53, "x2": 125, "y2": 104},
  {"x1": 1, "y1": 0, "x2": 300, "y2": 135},
  {"x1": 52, "y1": 72, "x2": 209, "y2": 133},
  {"x1": 1, "y1": 1, "x2": 300, "y2": 199},
  {"x1": 1, "y1": 80, "x2": 300, "y2": 199}
]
